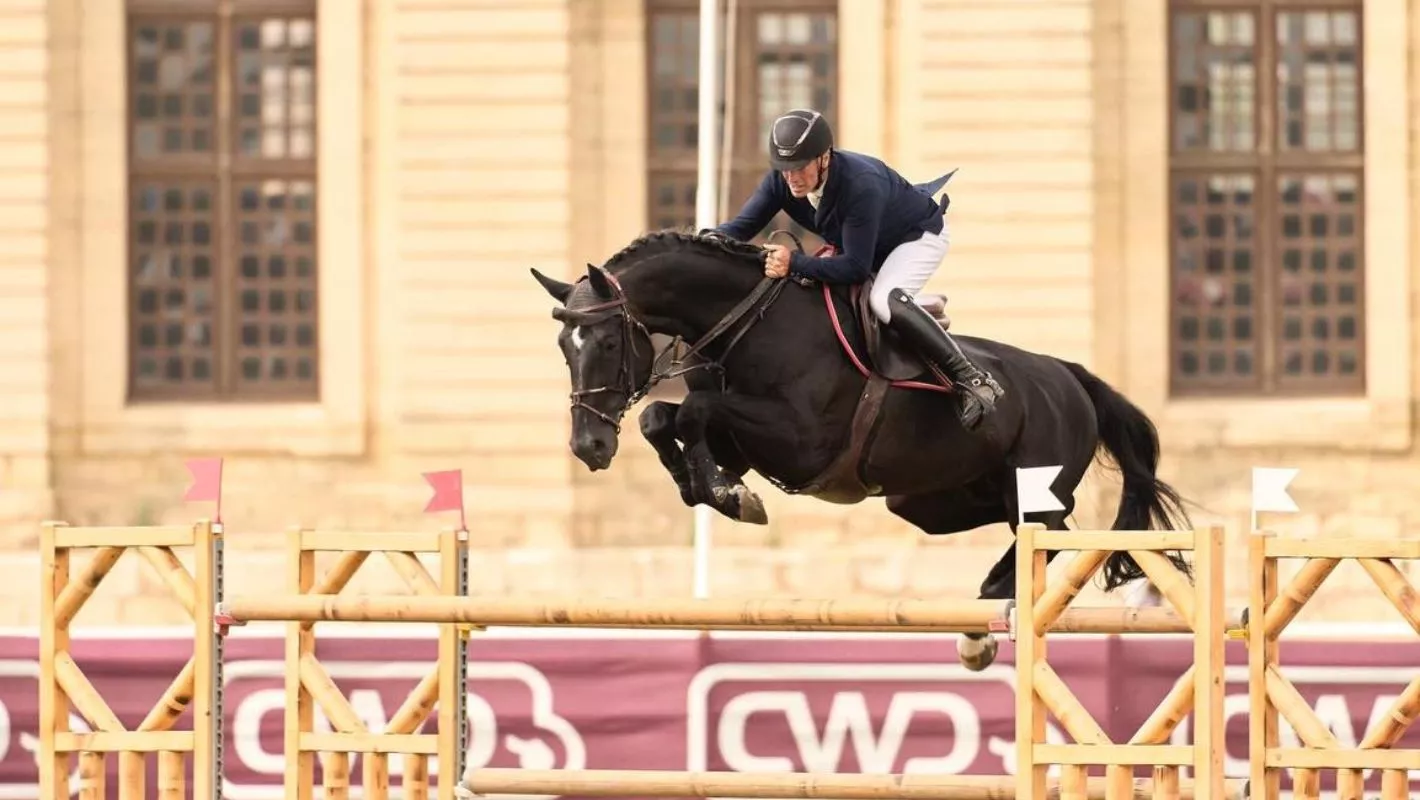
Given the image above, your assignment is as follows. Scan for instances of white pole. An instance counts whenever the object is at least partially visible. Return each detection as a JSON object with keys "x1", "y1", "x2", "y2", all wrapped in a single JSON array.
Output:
[{"x1": 691, "y1": 0, "x2": 721, "y2": 600}]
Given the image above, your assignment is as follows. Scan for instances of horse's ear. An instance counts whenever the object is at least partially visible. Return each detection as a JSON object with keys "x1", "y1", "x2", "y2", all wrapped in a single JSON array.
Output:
[
  {"x1": 530, "y1": 267, "x2": 573, "y2": 304},
  {"x1": 586, "y1": 263, "x2": 614, "y2": 299}
]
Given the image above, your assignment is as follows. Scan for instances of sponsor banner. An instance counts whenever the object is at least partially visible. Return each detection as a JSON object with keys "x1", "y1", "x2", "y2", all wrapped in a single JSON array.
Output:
[{"x1": 0, "y1": 633, "x2": 1416, "y2": 798}]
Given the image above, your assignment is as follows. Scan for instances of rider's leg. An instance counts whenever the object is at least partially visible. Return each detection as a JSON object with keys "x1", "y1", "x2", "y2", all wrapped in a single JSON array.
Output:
[{"x1": 868, "y1": 223, "x2": 1004, "y2": 430}]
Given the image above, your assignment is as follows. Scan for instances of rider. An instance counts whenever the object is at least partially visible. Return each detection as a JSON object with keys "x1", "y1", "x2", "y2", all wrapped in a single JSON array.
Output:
[{"x1": 707, "y1": 108, "x2": 1004, "y2": 430}]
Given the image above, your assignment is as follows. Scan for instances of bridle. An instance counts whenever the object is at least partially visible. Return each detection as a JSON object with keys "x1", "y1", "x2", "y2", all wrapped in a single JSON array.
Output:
[
  {"x1": 563, "y1": 263, "x2": 789, "y2": 433},
  {"x1": 562, "y1": 271, "x2": 654, "y2": 432}
]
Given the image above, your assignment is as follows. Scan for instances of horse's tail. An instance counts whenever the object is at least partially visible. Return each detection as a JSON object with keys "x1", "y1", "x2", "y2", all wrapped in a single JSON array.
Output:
[{"x1": 1059, "y1": 359, "x2": 1194, "y2": 591}]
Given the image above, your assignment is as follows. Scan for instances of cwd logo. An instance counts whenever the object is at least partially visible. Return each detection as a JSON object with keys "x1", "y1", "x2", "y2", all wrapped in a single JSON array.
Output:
[
  {"x1": 223, "y1": 660, "x2": 585, "y2": 800},
  {"x1": 685, "y1": 663, "x2": 1065, "y2": 776}
]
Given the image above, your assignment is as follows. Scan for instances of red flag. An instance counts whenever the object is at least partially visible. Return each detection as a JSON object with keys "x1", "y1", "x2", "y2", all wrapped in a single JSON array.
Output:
[
  {"x1": 423, "y1": 469, "x2": 466, "y2": 529},
  {"x1": 183, "y1": 457, "x2": 224, "y2": 523}
]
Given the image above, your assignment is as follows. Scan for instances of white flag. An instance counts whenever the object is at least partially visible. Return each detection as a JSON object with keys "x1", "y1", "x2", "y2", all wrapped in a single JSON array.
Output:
[
  {"x1": 1016, "y1": 465, "x2": 1065, "y2": 525},
  {"x1": 1251, "y1": 467, "x2": 1299, "y2": 513}
]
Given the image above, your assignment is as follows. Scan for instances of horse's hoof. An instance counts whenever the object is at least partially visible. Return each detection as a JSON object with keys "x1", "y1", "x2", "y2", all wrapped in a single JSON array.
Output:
[
  {"x1": 958, "y1": 634, "x2": 998, "y2": 672},
  {"x1": 733, "y1": 486, "x2": 768, "y2": 524}
]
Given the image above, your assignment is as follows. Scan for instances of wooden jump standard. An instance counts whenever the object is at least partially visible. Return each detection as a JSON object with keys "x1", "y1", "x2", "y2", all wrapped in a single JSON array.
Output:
[
  {"x1": 1249, "y1": 532, "x2": 1420, "y2": 799},
  {"x1": 1012, "y1": 524, "x2": 1228, "y2": 800},
  {"x1": 215, "y1": 523, "x2": 1241, "y2": 800},
  {"x1": 38, "y1": 520, "x2": 221, "y2": 800},
  {"x1": 269, "y1": 527, "x2": 470, "y2": 800}
]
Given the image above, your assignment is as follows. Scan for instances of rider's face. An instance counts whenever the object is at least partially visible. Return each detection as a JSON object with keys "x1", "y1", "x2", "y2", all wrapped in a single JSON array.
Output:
[{"x1": 781, "y1": 154, "x2": 828, "y2": 196}]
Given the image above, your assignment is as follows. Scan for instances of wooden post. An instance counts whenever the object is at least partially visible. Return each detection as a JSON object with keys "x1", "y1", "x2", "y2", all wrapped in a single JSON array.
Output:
[
  {"x1": 1190, "y1": 523, "x2": 1225, "y2": 799},
  {"x1": 38, "y1": 521, "x2": 218, "y2": 800},
  {"x1": 1015, "y1": 522, "x2": 1049, "y2": 800},
  {"x1": 1248, "y1": 531, "x2": 1279, "y2": 800},
  {"x1": 286, "y1": 528, "x2": 317, "y2": 800},
  {"x1": 192, "y1": 519, "x2": 219, "y2": 800},
  {"x1": 438, "y1": 527, "x2": 469, "y2": 800},
  {"x1": 38, "y1": 521, "x2": 69, "y2": 800}
]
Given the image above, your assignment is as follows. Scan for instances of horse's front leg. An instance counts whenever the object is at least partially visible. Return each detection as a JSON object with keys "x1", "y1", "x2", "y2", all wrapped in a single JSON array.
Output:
[
  {"x1": 675, "y1": 390, "x2": 795, "y2": 525},
  {"x1": 638, "y1": 401, "x2": 697, "y2": 507}
]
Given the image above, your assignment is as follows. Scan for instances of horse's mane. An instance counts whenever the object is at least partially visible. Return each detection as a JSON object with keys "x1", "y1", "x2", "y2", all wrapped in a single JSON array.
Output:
[{"x1": 601, "y1": 228, "x2": 766, "y2": 274}]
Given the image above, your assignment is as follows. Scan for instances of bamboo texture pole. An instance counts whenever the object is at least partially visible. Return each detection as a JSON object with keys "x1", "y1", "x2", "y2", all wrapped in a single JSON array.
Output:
[
  {"x1": 221, "y1": 594, "x2": 1242, "y2": 634},
  {"x1": 459, "y1": 767, "x2": 1244, "y2": 800}
]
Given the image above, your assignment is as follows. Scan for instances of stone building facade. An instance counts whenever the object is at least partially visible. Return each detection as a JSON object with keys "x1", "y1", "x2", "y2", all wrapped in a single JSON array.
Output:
[{"x1": 0, "y1": 0, "x2": 1416, "y2": 623}]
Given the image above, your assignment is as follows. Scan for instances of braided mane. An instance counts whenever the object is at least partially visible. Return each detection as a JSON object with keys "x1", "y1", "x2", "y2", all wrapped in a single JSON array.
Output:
[{"x1": 600, "y1": 229, "x2": 766, "y2": 274}]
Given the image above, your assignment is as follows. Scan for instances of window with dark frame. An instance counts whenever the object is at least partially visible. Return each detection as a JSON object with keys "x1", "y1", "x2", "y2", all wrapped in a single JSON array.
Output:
[
  {"x1": 1168, "y1": 2, "x2": 1364, "y2": 397},
  {"x1": 645, "y1": 0, "x2": 838, "y2": 251},
  {"x1": 127, "y1": 0, "x2": 318, "y2": 402}
]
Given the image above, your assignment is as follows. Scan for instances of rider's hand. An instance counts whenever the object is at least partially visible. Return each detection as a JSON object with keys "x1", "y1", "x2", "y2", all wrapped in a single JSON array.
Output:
[{"x1": 764, "y1": 244, "x2": 791, "y2": 279}]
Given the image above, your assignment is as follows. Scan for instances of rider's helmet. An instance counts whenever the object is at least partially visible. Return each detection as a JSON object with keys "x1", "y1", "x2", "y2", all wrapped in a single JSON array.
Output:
[{"x1": 768, "y1": 109, "x2": 833, "y2": 171}]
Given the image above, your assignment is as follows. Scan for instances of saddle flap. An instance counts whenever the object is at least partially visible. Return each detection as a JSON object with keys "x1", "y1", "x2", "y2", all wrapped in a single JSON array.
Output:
[{"x1": 853, "y1": 277, "x2": 946, "y2": 382}]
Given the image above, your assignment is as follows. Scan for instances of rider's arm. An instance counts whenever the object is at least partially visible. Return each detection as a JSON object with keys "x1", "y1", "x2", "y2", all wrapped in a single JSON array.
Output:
[
  {"x1": 715, "y1": 171, "x2": 784, "y2": 241},
  {"x1": 786, "y1": 183, "x2": 885, "y2": 284}
]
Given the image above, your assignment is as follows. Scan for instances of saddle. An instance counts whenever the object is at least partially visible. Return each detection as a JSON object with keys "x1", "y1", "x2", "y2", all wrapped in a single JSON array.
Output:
[{"x1": 835, "y1": 277, "x2": 953, "y2": 387}]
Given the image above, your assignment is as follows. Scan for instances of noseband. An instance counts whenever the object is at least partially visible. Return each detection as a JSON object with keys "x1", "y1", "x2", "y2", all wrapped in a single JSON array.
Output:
[{"x1": 564, "y1": 267, "x2": 787, "y2": 432}]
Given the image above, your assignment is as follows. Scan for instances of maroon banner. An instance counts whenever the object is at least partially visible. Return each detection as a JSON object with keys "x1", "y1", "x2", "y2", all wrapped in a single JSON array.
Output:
[{"x1": 0, "y1": 630, "x2": 1416, "y2": 798}]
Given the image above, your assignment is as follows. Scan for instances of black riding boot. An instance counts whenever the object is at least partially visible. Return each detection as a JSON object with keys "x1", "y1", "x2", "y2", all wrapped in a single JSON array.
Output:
[{"x1": 886, "y1": 288, "x2": 1004, "y2": 430}]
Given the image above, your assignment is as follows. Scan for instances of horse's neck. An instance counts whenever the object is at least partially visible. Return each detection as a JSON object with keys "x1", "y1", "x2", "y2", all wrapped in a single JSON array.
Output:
[{"x1": 623, "y1": 260, "x2": 763, "y2": 342}]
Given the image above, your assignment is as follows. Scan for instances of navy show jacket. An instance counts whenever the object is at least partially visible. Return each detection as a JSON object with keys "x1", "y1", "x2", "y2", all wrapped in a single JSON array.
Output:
[{"x1": 714, "y1": 148, "x2": 950, "y2": 284}]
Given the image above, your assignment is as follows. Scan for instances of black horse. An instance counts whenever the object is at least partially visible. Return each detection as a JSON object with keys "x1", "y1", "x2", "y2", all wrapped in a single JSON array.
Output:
[{"x1": 531, "y1": 229, "x2": 1191, "y2": 671}]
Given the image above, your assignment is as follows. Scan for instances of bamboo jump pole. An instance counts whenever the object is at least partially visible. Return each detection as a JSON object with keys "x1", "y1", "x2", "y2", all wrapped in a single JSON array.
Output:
[
  {"x1": 38, "y1": 521, "x2": 220, "y2": 800},
  {"x1": 459, "y1": 767, "x2": 1247, "y2": 799},
  {"x1": 1013, "y1": 524, "x2": 1228, "y2": 800},
  {"x1": 279, "y1": 527, "x2": 469, "y2": 800},
  {"x1": 220, "y1": 593, "x2": 1244, "y2": 634},
  {"x1": 1249, "y1": 532, "x2": 1420, "y2": 800}
]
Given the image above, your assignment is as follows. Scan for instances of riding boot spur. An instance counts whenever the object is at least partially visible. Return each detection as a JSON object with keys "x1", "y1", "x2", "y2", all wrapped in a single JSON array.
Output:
[{"x1": 885, "y1": 288, "x2": 1005, "y2": 430}]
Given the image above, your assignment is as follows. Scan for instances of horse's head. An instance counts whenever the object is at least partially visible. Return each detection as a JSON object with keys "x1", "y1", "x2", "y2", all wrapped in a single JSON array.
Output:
[
  {"x1": 534, "y1": 230, "x2": 775, "y2": 470},
  {"x1": 531, "y1": 262, "x2": 655, "y2": 471}
]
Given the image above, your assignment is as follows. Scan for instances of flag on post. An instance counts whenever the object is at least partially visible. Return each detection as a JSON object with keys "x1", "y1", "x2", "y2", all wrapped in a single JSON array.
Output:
[
  {"x1": 183, "y1": 457, "x2": 224, "y2": 524},
  {"x1": 423, "y1": 469, "x2": 467, "y2": 531},
  {"x1": 1251, "y1": 466, "x2": 1299, "y2": 532},
  {"x1": 1015, "y1": 465, "x2": 1065, "y2": 526}
]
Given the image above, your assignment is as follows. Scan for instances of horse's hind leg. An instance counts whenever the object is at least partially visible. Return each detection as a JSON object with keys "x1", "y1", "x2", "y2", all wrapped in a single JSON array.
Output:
[
  {"x1": 885, "y1": 489, "x2": 1013, "y2": 673},
  {"x1": 960, "y1": 510, "x2": 1070, "y2": 671}
]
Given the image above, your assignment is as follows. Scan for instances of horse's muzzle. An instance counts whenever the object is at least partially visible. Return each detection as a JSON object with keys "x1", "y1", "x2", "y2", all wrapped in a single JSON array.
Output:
[{"x1": 572, "y1": 430, "x2": 617, "y2": 471}]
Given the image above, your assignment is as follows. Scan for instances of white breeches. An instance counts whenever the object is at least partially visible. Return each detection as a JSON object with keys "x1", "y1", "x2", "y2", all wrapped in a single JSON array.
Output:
[{"x1": 868, "y1": 221, "x2": 951, "y2": 323}]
